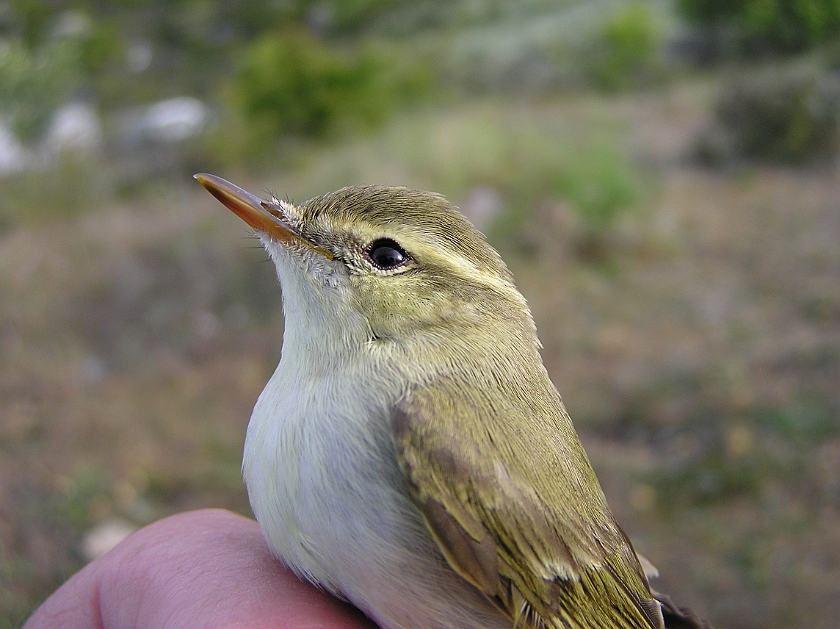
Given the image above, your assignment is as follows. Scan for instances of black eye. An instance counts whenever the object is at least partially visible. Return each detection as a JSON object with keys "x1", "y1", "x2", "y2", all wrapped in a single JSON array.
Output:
[{"x1": 366, "y1": 239, "x2": 409, "y2": 270}]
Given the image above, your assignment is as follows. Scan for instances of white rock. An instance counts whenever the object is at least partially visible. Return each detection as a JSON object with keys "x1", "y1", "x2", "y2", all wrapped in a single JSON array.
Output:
[
  {"x1": 44, "y1": 102, "x2": 103, "y2": 155},
  {"x1": 126, "y1": 40, "x2": 153, "y2": 73},
  {"x1": 144, "y1": 97, "x2": 208, "y2": 142},
  {"x1": 81, "y1": 519, "x2": 137, "y2": 562},
  {"x1": 0, "y1": 119, "x2": 30, "y2": 175},
  {"x1": 118, "y1": 97, "x2": 209, "y2": 146}
]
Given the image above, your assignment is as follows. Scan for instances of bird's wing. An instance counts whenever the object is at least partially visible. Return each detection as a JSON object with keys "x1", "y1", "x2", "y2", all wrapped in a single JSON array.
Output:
[{"x1": 392, "y1": 378, "x2": 664, "y2": 629}]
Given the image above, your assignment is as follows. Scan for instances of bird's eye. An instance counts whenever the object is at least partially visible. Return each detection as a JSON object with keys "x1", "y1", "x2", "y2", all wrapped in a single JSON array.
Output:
[{"x1": 366, "y1": 239, "x2": 409, "y2": 270}]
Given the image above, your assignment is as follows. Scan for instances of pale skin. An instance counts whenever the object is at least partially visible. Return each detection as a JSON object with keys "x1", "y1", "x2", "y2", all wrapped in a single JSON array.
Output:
[{"x1": 24, "y1": 509, "x2": 376, "y2": 629}]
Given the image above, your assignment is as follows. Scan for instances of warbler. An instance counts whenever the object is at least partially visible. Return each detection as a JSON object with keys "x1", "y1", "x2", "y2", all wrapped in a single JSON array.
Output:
[{"x1": 195, "y1": 174, "x2": 706, "y2": 629}]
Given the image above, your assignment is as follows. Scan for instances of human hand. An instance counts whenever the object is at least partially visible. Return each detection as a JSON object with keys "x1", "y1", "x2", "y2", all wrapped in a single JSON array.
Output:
[{"x1": 24, "y1": 509, "x2": 377, "y2": 629}]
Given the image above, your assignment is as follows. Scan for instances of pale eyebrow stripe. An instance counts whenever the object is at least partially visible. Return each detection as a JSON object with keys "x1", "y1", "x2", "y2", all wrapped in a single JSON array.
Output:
[{"x1": 423, "y1": 242, "x2": 525, "y2": 305}]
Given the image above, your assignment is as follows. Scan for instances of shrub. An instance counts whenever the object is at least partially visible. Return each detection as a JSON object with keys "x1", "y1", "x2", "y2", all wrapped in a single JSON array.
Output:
[
  {"x1": 677, "y1": 0, "x2": 840, "y2": 54},
  {"x1": 554, "y1": 143, "x2": 640, "y2": 259},
  {"x1": 228, "y1": 30, "x2": 394, "y2": 142},
  {"x1": 587, "y1": 3, "x2": 664, "y2": 91},
  {"x1": 701, "y1": 64, "x2": 840, "y2": 164},
  {"x1": 0, "y1": 39, "x2": 80, "y2": 142},
  {"x1": 217, "y1": 28, "x2": 435, "y2": 162}
]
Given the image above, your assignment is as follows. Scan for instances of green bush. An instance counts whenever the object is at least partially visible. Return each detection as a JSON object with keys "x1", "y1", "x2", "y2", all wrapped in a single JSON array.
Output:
[
  {"x1": 218, "y1": 28, "x2": 433, "y2": 162},
  {"x1": 0, "y1": 39, "x2": 81, "y2": 142},
  {"x1": 229, "y1": 30, "x2": 393, "y2": 140},
  {"x1": 678, "y1": 0, "x2": 840, "y2": 53},
  {"x1": 554, "y1": 143, "x2": 640, "y2": 259},
  {"x1": 703, "y1": 65, "x2": 840, "y2": 164},
  {"x1": 587, "y1": 3, "x2": 663, "y2": 91}
]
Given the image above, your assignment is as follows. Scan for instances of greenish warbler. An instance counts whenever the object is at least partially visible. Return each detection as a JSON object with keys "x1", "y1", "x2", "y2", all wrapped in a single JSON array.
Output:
[{"x1": 195, "y1": 173, "x2": 704, "y2": 629}]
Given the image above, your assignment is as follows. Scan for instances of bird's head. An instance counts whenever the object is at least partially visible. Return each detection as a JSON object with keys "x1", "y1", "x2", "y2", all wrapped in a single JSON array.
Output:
[{"x1": 195, "y1": 174, "x2": 537, "y2": 365}]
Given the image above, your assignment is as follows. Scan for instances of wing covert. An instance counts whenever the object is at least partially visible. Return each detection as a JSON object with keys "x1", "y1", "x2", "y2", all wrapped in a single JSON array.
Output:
[{"x1": 392, "y1": 379, "x2": 664, "y2": 629}]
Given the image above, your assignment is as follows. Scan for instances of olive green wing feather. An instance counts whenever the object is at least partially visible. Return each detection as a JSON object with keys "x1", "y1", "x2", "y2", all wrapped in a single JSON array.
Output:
[{"x1": 392, "y1": 378, "x2": 664, "y2": 629}]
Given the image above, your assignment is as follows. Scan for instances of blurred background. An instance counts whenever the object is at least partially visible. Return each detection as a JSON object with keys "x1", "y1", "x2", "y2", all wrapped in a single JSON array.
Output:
[{"x1": 1, "y1": 0, "x2": 839, "y2": 627}]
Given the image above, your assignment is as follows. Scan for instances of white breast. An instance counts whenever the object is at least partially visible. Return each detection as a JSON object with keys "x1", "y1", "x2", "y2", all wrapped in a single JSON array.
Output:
[
  {"x1": 243, "y1": 354, "x2": 510, "y2": 629},
  {"x1": 244, "y1": 239, "x2": 509, "y2": 629}
]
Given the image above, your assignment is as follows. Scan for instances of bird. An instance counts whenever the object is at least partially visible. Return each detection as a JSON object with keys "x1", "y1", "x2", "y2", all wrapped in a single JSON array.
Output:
[{"x1": 195, "y1": 173, "x2": 711, "y2": 629}]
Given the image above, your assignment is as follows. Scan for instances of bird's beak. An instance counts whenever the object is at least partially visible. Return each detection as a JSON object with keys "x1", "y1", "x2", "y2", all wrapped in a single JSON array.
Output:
[{"x1": 194, "y1": 173, "x2": 333, "y2": 260}]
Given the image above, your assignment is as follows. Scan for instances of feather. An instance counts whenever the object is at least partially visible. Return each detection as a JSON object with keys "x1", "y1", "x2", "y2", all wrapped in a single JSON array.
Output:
[{"x1": 393, "y1": 379, "x2": 664, "y2": 629}]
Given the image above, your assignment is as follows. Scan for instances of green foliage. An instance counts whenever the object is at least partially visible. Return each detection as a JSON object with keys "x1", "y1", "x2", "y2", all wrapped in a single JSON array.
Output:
[
  {"x1": 757, "y1": 398, "x2": 838, "y2": 442},
  {"x1": 312, "y1": 0, "x2": 416, "y2": 33},
  {"x1": 677, "y1": 0, "x2": 840, "y2": 53},
  {"x1": 704, "y1": 64, "x2": 840, "y2": 163},
  {"x1": 587, "y1": 2, "x2": 664, "y2": 91},
  {"x1": 57, "y1": 467, "x2": 115, "y2": 530},
  {"x1": 235, "y1": 30, "x2": 389, "y2": 137},
  {"x1": 221, "y1": 29, "x2": 430, "y2": 160},
  {"x1": 1, "y1": 1, "x2": 414, "y2": 122},
  {"x1": 77, "y1": 22, "x2": 125, "y2": 75},
  {"x1": 0, "y1": 9, "x2": 123, "y2": 144},
  {"x1": 552, "y1": 143, "x2": 640, "y2": 259},
  {"x1": 5, "y1": 0, "x2": 56, "y2": 48},
  {"x1": 677, "y1": 0, "x2": 744, "y2": 23},
  {"x1": 0, "y1": 39, "x2": 81, "y2": 141}
]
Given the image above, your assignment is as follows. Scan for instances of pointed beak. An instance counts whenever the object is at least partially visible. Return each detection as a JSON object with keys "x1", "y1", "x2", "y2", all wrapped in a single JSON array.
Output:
[{"x1": 194, "y1": 173, "x2": 333, "y2": 260}]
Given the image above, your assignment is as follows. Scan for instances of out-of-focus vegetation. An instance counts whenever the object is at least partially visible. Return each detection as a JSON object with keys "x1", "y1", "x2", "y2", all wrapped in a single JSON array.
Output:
[
  {"x1": 675, "y1": 0, "x2": 840, "y2": 164},
  {"x1": 677, "y1": 0, "x2": 840, "y2": 54},
  {"x1": 697, "y1": 56, "x2": 840, "y2": 164},
  {"x1": 1, "y1": 1, "x2": 839, "y2": 629},
  {"x1": 585, "y1": 2, "x2": 666, "y2": 91},
  {"x1": 218, "y1": 30, "x2": 433, "y2": 162},
  {"x1": 0, "y1": 38, "x2": 81, "y2": 142}
]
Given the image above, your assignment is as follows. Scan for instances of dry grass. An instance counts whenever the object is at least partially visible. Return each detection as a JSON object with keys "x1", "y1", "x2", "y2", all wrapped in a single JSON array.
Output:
[{"x1": 1, "y1": 80, "x2": 839, "y2": 628}]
